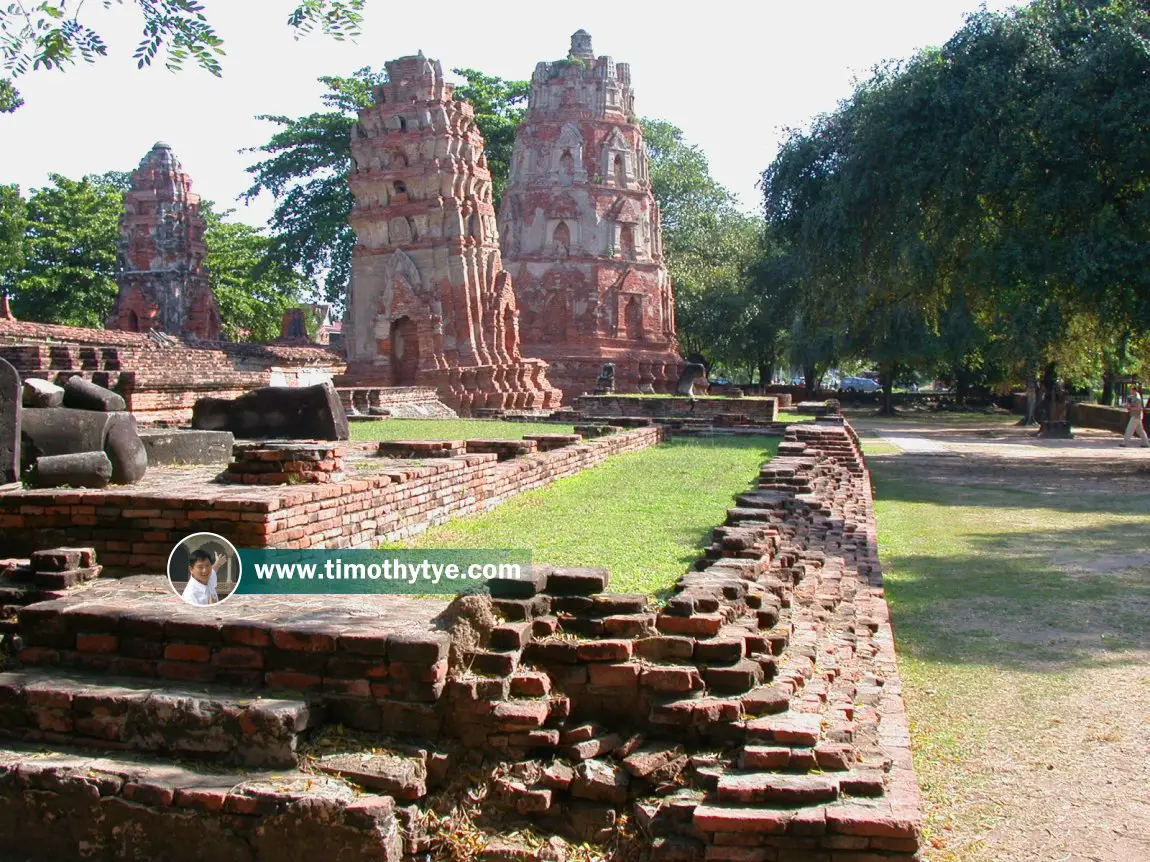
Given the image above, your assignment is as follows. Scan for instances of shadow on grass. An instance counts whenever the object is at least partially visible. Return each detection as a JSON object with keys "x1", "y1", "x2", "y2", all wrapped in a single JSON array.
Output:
[
  {"x1": 883, "y1": 517, "x2": 1150, "y2": 672},
  {"x1": 871, "y1": 457, "x2": 1150, "y2": 517}
]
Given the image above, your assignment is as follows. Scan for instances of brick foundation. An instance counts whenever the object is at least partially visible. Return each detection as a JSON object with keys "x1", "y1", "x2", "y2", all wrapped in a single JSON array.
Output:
[
  {"x1": 2, "y1": 420, "x2": 923, "y2": 860},
  {"x1": 0, "y1": 427, "x2": 663, "y2": 572}
]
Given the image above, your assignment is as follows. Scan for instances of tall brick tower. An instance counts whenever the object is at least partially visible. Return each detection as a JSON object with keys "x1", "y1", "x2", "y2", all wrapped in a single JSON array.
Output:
[
  {"x1": 340, "y1": 53, "x2": 560, "y2": 413},
  {"x1": 497, "y1": 30, "x2": 683, "y2": 397},
  {"x1": 108, "y1": 142, "x2": 221, "y2": 340}
]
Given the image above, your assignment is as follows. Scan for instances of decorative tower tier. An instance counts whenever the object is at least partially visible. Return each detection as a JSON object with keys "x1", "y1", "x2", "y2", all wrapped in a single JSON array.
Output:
[
  {"x1": 339, "y1": 53, "x2": 560, "y2": 413},
  {"x1": 497, "y1": 30, "x2": 683, "y2": 397},
  {"x1": 108, "y1": 142, "x2": 221, "y2": 340}
]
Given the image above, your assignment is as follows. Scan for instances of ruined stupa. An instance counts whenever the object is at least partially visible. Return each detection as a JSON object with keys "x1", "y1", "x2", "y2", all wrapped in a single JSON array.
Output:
[
  {"x1": 339, "y1": 54, "x2": 560, "y2": 413},
  {"x1": 108, "y1": 142, "x2": 222, "y2": 340},
  {"x1": 497, "y1": 30, "x2": 683, "y2": 396}
]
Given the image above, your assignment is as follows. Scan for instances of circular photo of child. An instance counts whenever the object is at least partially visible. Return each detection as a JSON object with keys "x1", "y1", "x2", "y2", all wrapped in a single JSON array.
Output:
[{"x1": 167, "y1": 533, "x2": 242, "y2": 606}]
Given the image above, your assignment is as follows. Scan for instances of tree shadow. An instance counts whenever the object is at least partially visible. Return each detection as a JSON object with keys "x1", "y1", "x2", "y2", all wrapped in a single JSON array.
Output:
[{"x1": 883, "y1": 519, "x2": 1150, "y2": 673}]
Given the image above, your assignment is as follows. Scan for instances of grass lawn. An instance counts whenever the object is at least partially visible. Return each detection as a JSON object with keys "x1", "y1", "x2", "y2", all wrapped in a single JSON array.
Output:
[
  {"x1": 387, "y1": 436, "x2": 778, "y2": 596},
  {"x1": 349, "y1": 418, "x2": 575, "y2": 442},
  {"x1": 777, "y1": 412, "x2": 819, "y2": 424},
  {"x1": 872, "y1": 457, "x2": 1150, "y2": 860}
]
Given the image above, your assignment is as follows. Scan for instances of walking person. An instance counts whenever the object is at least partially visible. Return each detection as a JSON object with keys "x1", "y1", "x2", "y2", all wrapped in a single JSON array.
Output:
[{"x1": 1124, "y1": 384, "x2": 1149, "y2": 447}]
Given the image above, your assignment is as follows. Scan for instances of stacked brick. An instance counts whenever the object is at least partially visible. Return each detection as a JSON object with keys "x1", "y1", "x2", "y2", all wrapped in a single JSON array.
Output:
[
  {"x1": 0, "y1": 320, "x2": 344, "y2": 424},
  {"x1": 0, "y1": 547, "x2": 100, "y2": 646},
  {"x1": 1, "y1": 420, "x2": 922, "y2": 860},
  {"x1": 575, "y1": 394, "x2": 780, "y2": 423},
  {"x1": 225, "y1": 442, "x2": 346, "y2": 485},
  {"x1": 0, "y1": 427, "x2": 661, "y2": 571}
]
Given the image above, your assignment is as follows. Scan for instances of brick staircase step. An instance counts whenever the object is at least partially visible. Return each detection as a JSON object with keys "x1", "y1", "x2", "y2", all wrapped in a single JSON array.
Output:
[
  {"x1": 314, "y1": 747, "x2": 428, "y2": 800},
  {"x1": 716, "y1": 771, "x2": 839, "y2": 805},
  {"x1": 0, "y1": 668, "x2": 317, "y2": 768},
  {"x1": 0, "y1": 741, "x2": 402, "y2": 860}
]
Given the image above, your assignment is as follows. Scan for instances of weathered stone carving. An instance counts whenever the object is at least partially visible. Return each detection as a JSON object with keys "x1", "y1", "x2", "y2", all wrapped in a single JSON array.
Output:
[
  {"x1": 594, "y1": 362, "x2": 615, "y2": 395},
  {"x1": 108, "y1": 142, "x2": 222, "y2": 340},
  {"x1": 676, "y1": 362, "x2": 708, "y2": 397},
  {"x1": 498, "y1": 31, "x2": 684, "y2": 397},
  {"x1": 20, "y1": 407, "x2": 147, "y2": 485},
  {"x1": 192, "y1": 382, "x2": 349, "y2": 441},
  {"x1": 339, "y1": 54, "x2": 560, "y2": 414},
  {"x1": 0, "y1": 357, "x2": 19, "y2": 488}
]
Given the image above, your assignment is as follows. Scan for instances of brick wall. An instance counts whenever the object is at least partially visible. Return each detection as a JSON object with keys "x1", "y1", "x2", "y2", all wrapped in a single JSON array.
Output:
[
  {"x1": 0, "y1": 427, "x2": 662, "y2": 572},
  {"x1": 575, "y1": 394, "x2": 779, "y2": 422}
]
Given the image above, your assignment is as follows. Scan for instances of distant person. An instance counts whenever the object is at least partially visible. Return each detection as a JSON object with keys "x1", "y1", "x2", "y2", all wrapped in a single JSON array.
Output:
[
  {"x1": 182, "y1": 549, "x2": 225, "y2": 605},
  {"x1": 1124, "y1": 385, "x2": 1149, "y2": 448}
]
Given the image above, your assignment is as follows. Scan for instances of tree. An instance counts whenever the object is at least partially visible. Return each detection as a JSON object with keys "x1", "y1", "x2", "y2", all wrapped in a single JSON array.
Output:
[
  {"x1": 0, "y1": 184, "x2": 26, "y2": 296},
  {"x1": 761, "y1": 0, "x2": 1150, "y2": 415},
  {"x1": 244, "y1": 66, "x2": 530, "y2": 305},
  {"x1": 642, "y1": 118, "x2": 771, "y2": 377},
  {"x1": 11, "y1": 173, "x2": 123, "y2": 326},
  {"x1": 201, "y1": 205, "x2": 309, "y2": 342}
]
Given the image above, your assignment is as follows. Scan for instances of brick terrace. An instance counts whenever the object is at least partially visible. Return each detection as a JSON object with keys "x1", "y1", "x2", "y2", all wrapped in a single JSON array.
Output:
[
  {"x1": 0, "y1": 426, "x2": 663, "y2": 572},
  {"x1": 0, "y1": 421, "x2": 924, "y2": 860}
]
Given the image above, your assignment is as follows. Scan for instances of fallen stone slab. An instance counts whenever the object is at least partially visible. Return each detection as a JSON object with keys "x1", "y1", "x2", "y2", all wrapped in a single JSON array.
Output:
[
  {"x1": 62, "y1": 376, "x2": 127, "y2": 412},
  {"x1": 21, "y1": 377, "x2": 64, "y2": 408},
  {"x1": 30, "y1": 451, "x2": 112, "y2": 488},
  {"x1": 20, "y1": 407, "x2": 147, "y2": 484},
  {"x1": 192, "y1": 381, "x2": 349, "y2": 441},
  {"x1": 139, "y1": 429, "x2": 234, "y2": 466}
]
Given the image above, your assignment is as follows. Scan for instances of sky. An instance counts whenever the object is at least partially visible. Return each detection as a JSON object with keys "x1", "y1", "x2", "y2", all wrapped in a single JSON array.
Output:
[{"x1": 3, "y1": 0, "x2": 1020, "y2": 228}]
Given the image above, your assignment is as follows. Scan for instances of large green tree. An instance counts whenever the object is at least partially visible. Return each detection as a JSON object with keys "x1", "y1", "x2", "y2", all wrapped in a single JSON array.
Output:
[
  {"x1": 11, "y1": 173, "x2": 123, "y2": 326},
  {"x1": 0, "y1": 184, "x2": 26, "y2": 295},
  {"x1": 202, "y1": 205, "x2": 309, "y2": 342},
  {"x1": 762, "y1": 0, "x2": 1150, "y2": 414},
  {"x1": 243, "y1": 66, "x2": 530, "y2": 305}
]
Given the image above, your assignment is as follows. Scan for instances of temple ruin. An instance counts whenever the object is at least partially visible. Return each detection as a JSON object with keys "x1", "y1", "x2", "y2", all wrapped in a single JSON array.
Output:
[
  {"x1": 339, "y1": 54, "x2": 560, "y2": 414},
  {"x1": 498, "y1": 30, "x2": 683, "y2": 397},
  {"x1": 107, "y1": 142, "x2": 222, "y2": 341}
]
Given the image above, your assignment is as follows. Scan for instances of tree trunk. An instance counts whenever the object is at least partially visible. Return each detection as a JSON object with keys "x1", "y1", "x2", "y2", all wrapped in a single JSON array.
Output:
[
  {"x1": 1101, "y1": 371, "x2": 1114, "y2": 407},
  {"x1": 1022, "y1": 373, "x2": 1039, "y2": 426},
  {"x1": 879, "y1": 362, "x2": 896, "y2": 416},
  {"x1": 803, "y1": 364, "x2": 817, "y2": 400},
  {"x1": 1042, "y1": 362, "x2": 1057, "y2": 425}
]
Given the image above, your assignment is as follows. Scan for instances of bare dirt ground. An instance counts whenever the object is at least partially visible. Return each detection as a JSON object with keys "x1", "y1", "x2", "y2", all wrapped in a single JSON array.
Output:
[{"x1": 850, "y1": 411, "x2": 1150, "y2": 862}]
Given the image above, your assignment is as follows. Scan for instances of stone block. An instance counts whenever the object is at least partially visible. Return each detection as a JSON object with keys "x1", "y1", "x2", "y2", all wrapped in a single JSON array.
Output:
[
  {"x1": 62, "y1": 376, "x2": 127, "y2": 412},
  {"x1": 139, "y1": 429, "x2": 234, "y2": 465},
  {"x1": 30, "y1": 452, "x2": 112, "y2": 489},
  {"x1": 192, "y1": 381, "x2": 348, "y2": 441},
  {"x1": 21, "y1": 377, "x2": 63, "y2": 408}
]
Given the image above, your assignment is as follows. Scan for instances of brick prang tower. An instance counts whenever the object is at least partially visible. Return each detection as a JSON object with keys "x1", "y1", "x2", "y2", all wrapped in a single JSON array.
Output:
[
  {"x1": 108, "y1": 142, "x2": 221, "y2": 341},
  {"x1": 339, "y1": 53, "x2": 560, "y2": 413},
  {"x1": 497, "y1": 30, "x2": 683, "y2": 397}
]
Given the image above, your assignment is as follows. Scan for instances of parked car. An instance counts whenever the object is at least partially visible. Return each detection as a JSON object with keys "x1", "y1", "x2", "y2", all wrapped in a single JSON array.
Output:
[{"x1": 841, "y1": 376, "x2": 881, "y2": 393}]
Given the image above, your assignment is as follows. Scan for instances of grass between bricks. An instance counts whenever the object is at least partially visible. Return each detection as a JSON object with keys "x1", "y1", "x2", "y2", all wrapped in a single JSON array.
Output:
[
  {"x1": 871, "y1": 455, "x2": 1150, "y2": 861},
  {"x1": 350, "y1": 419, "x2": 576, "y2": 442},
  {"x1": 385, "y1": 436, "x2": 779, "y2": 597}
]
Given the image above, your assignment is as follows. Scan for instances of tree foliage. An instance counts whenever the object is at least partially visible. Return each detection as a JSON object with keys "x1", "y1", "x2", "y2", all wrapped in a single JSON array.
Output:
[
  {"x1": 642, "y1": 118, "x2": 769, "y2": 379},
  {"x1": 452, "y1": 69, "x2": 529, "y2": 206},
  {"x1": 201, "y1": 204, "x2": 308, "y2": 343},
  {"x1": 761, "y1": 0, "x2": 1150, "y2": 406},
  {"x1": 10, "y1": 173, "x2": 123, "y2": 327}
]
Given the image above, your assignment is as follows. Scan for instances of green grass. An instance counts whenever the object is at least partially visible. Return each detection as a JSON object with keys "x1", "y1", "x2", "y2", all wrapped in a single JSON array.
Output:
[
  {"x1": 872, "y1": 462, "x2": 1150, "y2": 858},
  {"x1": 387, "y1": 436, "x2": 778, "y2": 596},
  {"x1": 777, "y1": 412, "x2": 819, "y2": 424},
  {"x1": 349, "y1": 418, "x2": 576, "y2": 442}
]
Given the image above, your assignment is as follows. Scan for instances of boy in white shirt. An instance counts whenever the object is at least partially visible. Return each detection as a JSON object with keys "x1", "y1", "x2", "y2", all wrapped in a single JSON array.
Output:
[{"x1": 181, "y1": 549, "x2": 224, "y2": 605}]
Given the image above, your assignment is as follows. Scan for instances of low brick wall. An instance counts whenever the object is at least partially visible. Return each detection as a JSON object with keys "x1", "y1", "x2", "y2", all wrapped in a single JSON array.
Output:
[
  {"x1": 575, "y1": 394, "x2": 779, "y2": 422},
  {"x1": 1070, "y1": 401, "x2": 1143, "y2": 434},
  {"x1": 0, "y1": 427, "x2": 663, "y2": 572}
]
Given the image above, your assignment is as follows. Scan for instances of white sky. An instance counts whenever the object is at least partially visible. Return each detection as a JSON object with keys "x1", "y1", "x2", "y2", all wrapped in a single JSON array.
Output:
[{"x1": 3, "y1": 0, "x2": 1019, "y2": 226}]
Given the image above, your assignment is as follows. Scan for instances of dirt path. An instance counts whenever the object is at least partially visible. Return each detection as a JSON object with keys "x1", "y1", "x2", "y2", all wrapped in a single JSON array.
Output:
[{"x1": 852, "y1": 413, "x2": 1150, "y2": 862}]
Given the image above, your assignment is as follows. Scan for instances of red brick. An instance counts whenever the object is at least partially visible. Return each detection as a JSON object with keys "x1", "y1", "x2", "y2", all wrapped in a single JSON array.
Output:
[
  {"x1": 212, "y1": 647, "x2": 264, "y2": 669},
  {"x1": 163, "y1": 643, "x2": 211, "y2": 663},
  {"x1": 156, "y1": 661, "x2": 216, "y2": 683},
  {"x1": 76, "y1": 633, "x2": 118, "y2": 654},
  {"x1": 588, "y1": 662, "x2": 641, "y2": 687},
  {"x1": 694, "y1": 806, "x2": 791, "y2": 834},
  {"x1": 265, "y1": 671, "x2": 323, "y2": 691},
  {"x1": 641, "y1": 666, "x2": 703, "y2": 693}
]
